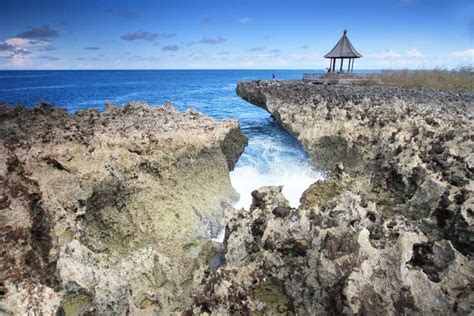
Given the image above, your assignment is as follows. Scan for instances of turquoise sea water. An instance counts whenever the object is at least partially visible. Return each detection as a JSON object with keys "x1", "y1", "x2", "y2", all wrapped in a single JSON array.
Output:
[{"x1": 0, "y1": 70, "x2": 325, "y2": 208}]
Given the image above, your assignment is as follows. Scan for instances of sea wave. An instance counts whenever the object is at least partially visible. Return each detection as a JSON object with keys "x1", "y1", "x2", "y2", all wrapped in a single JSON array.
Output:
[{"x1": 230, "y1": 162, "x2": 323, "y2": 210}]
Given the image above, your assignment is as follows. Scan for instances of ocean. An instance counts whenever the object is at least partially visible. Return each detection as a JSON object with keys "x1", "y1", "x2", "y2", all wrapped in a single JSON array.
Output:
[{"x1": 0, "y1": 70, "x2": 325, "y2": 209}]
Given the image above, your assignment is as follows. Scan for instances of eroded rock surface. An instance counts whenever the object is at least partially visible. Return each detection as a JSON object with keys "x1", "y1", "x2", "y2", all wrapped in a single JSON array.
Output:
[
  {"x1": 0, "y1": 101, "x2": 247, "y2": 314},
  {"x1": 187, "y1": 81, "x2": 473, "y2": 314},
  {"x1": 192, "y1": 183, "x2": 472, "y2": 314}
]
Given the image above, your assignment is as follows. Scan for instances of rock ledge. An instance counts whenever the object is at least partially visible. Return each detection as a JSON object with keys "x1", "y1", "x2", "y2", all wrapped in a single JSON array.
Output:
[
  {"x1": 0, "y1": 101, "x2": 247, "y2": 314},
  {"x1": 187, "y1": 81, "x2": 473, "y2": 314}
]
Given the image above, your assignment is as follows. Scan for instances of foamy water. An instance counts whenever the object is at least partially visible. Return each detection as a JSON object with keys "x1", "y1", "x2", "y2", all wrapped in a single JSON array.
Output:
[
  {"x1": 230, "y1": 133, "x2": 325, "y2": 210},
  {"x1": 213, "y1": 129, "x2": 323, "y2": 242},
  {"x1": 214, "y1": 162, "x2": 320, "y2": 243},
  {"x1": 231, "y1": 164, "x2": 323, "y2": 209}
]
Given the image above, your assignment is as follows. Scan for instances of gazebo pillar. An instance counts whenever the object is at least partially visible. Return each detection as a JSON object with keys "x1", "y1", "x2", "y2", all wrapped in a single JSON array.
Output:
[{"x1": 323, "y1": 30, "x2": 362, "y2": 74}]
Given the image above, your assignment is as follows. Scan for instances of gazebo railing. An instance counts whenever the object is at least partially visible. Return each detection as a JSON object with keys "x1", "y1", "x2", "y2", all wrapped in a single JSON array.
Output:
[{"x1": 303, "y1": 73, "x2": 323, "y2": 81}]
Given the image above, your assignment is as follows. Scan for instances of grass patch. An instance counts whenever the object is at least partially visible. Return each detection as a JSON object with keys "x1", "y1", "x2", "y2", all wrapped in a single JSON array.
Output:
[{"x1": 360, "y1": 66, "x2": 474, "y2": 92}]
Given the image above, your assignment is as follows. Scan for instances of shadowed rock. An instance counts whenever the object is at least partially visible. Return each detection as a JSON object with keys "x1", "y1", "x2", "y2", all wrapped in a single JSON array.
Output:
[
  {"x1": 0, "y1": 101, "x2": 247, "y2": 314},
  {"x1": 187, "y1": 81, "x2": 473, "y2": 314}
]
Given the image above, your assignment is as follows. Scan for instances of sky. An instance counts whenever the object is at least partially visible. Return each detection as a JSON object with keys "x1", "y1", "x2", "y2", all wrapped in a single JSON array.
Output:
[{"x1": 0, "y1": 0, "x2": 473, "y2": 70}]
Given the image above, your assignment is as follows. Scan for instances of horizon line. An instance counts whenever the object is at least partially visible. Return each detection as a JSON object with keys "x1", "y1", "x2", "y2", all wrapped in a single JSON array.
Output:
[{"x1": 0, "y1": 68, "x2": 459, "y2": 71}]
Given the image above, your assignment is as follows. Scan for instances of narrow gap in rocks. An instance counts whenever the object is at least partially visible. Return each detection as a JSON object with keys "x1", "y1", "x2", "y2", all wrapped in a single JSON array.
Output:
[{"x1": 230, "y1": 115, "x2": 326, "y2": 211}]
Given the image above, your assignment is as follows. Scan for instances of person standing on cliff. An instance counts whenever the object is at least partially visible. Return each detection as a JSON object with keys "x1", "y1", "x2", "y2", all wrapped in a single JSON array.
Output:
[{"x1": 272, "y1": 73, "x2": 276, "y2": 80}]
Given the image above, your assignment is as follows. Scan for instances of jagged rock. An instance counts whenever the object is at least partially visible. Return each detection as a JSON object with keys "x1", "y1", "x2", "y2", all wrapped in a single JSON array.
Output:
[
  {"x1": 237, "y1": 80, "x2": 473, "y2": 255},
  {"x1": 192, "y1": 182, "x2": 472, "y2": 314},
  {"x1": 2, "y1": 80, "x2": 473, "y2": 314},
  {"x1": 0, "y1": 101, "x2": 247, "y2": 314},
  {"x1": 188, "y1": 81, "x2": 473, "y2": 314}
]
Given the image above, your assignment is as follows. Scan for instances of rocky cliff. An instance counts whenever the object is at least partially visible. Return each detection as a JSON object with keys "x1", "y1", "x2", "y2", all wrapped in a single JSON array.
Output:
[
  {"x1": 0, "y1": 102, "x2": 247, "y2": 314},
  {"x1": 186, "y1": 81, "x2": 473, "y2": 314}
]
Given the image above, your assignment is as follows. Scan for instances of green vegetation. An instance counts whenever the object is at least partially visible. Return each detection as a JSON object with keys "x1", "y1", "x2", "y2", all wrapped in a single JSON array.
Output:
[{"x1": 361, "y1": 67, "x2": 474, "y2": 92}]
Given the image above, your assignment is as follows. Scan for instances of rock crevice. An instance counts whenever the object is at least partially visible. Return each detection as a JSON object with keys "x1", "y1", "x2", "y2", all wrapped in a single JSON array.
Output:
[{"x1": 188, "y1": 81, "x2": 473, "y2": 314}]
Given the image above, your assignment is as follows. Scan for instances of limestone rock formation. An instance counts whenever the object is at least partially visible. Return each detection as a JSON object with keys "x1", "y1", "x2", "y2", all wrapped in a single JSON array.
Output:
[
  {"x1": 0, "y1": 101, "x2": 247, "y2": 314},
  {"x1": 187, "y1": 81, "x2": 473, "y2": 314},
  {"x1": 192, "y1": 182, "x2": 472, "y2": 314},
  {"x1": 237, "y1": 80, "x2": 473, "y2": 255}
]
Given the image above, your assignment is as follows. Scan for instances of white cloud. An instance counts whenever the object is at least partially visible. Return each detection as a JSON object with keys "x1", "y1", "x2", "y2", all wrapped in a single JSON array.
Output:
[
  {"x1": 371, "y1": 49, "x2": 402, "y2": 59},
  {"x1": 5, "y1": 38, "x2": 31, "y2": 46},
  {"x1": 451, "y1": 48, "x2": 474, "y2": 57},
  {"x1": 8, "y1": 52, "x2": 31, "y2": 67},
  {"x1": 5, "y1": 38, "x2": 49, "y2": 47},
  {"x1": 239, "y1": 17, "x2": 250, "y2": 23},
  {"x1": 406, "y1": 48, "x2": 423, "y2": 57},
  {"x1": 0, "y1": 37, "x2": 51, "y2": 68}
]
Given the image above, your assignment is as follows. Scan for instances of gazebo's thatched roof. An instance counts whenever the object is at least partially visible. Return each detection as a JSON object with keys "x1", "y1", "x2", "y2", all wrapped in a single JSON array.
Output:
[{"x1": 324, "y1": 30, "x2": 362, "y2": 58}]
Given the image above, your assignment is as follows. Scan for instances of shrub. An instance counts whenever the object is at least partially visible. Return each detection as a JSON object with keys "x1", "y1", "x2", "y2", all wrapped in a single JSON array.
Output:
[{"x1": 360, "y1": 66, "x2": 474, "y2": 92}]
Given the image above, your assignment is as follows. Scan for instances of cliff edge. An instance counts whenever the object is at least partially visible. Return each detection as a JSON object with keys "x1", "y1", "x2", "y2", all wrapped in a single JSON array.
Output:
[
  {"x1": 0, "y1": 102, "x2": 247, "y2": 314},
  {"x1": 187, "y1": 81, "x2": 473, "y2": 314}
]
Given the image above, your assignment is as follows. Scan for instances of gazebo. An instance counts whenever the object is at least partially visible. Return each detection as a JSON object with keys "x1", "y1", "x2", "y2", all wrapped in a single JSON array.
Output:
[{"x1": 324, "y1": 30, "x2": 362, "y2": 73}]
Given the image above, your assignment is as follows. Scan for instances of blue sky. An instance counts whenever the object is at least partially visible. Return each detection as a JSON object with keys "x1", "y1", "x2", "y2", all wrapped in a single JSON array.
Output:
[{"x1": 0, "y1": 0, "x2": 472, "y2": 69}]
